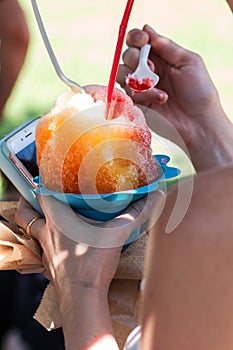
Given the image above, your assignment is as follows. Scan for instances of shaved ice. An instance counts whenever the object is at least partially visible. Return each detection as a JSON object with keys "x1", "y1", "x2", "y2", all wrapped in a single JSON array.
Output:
[{"x1": 35, "y1": 85, "x2": 160, "y2": 194}]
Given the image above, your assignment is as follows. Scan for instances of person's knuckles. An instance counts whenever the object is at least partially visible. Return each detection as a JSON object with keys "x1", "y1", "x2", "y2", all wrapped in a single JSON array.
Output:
[
  {"x1": 122, "y1": 47, "x2": 137, "y2": 63},
  {"x1": 122, "y1": 47, "x2": 140, "y2": 69},
  {"x1": 126, "y1": 28, "x2": 149, "y2": 47}
]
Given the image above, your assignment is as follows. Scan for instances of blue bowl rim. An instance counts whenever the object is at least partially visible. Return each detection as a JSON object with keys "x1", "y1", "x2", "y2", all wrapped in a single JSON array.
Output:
[{"x1": 35, "y1": 154, "x2": 180, "y2": 199}]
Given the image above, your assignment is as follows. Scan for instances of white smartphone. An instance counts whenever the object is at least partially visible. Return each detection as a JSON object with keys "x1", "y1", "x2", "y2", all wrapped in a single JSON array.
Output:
[
  {"x1": 0, "y1": 117, "x2": 42, "y2": 214},
  {"x1": 6, "y1": 118, "x2": 40, "y2": 185}
]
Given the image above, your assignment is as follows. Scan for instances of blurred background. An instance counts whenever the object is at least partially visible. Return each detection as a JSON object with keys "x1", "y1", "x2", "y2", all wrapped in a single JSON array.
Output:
[
  {"x1": 0, "y1": 0, "x2": 233, "y2": 192},
  {"x1": 2, "y1": 0, "x2": 233, "y2": 131},
  {"x1": 0, "y1": 2, "x2": 232, "y2": 346}
]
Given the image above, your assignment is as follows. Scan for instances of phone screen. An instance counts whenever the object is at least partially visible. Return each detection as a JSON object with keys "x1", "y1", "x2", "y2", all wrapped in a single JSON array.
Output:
[
  {"x1": 15, "y1": 141, "x2": 39, "y2": 178},
  {"x1": 6, "y1": 118, "x2": 40, "y2": 180}
]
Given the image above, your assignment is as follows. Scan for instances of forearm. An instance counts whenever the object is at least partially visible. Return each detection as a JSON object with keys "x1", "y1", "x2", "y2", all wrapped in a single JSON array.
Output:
[
  {"x1": 58, "y1": 285, "x2": 119, "y2": 350},
  {"x1": 187, "y1": 106, "x2": 233, "y2": 172}
]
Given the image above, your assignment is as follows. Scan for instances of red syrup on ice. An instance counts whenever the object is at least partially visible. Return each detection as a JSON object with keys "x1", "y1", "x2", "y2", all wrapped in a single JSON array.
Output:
[{"x1": 127, "y1": 76, "x2": 154, "y2": 92}]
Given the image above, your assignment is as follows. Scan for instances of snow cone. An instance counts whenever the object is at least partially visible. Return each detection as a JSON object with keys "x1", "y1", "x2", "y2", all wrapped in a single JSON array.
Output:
[{"x1": 35, "y1": 85, "x2": 160, "y2": 194}]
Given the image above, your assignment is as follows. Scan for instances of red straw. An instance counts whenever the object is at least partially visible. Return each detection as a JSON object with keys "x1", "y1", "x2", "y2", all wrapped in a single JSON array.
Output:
[{"x1": 106, "y1": 0, "x2": 134, "y2": 119}]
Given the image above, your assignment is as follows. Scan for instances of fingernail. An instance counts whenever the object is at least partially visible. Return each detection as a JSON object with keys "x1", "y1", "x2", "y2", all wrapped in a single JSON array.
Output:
[
  {"x1": 144, "y1": 24, "x2": 157, "y2": 34},
  {"x1": 157, "y1": 92, "x2": 168, "y2": 103}
]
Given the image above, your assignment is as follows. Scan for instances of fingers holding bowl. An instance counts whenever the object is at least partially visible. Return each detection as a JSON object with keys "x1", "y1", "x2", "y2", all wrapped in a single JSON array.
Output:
[{"x1": 15, "y1": 198, "x2": 45, "y2": 241}]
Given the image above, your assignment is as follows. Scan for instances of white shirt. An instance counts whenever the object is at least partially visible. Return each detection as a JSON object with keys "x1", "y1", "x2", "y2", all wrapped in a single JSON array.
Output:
[
  {"x1": 124, "y1": 326, "x2": 141, "y2": 350},
  {"x1": 124, "y1": 280, "x2": 144, "y2": 349}
]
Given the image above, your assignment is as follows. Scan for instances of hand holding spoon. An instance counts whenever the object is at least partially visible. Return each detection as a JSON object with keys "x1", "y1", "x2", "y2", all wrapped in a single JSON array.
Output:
[{"x1": 126, "y1": 43, "x2": 159, "y2": 93}]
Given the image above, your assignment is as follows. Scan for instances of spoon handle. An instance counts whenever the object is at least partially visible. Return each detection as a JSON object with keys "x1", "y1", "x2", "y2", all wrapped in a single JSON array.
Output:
[
  {"x1": 31, "y1": 0, "x2": 84, "y2": 93},
  {"x1": 139, "y1": 43, "x2": 151, "y2": 64}
]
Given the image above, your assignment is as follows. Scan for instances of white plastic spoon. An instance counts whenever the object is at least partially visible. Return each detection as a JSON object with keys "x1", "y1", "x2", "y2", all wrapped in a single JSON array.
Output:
[{"x1": 126, "y1": 43, "x2": 159, "y2": 93}]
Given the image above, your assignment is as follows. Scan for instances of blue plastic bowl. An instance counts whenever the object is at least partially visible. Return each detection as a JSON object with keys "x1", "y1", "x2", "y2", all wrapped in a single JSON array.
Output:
[{"x1": 35, "y1": 154, "x2": 180, "y2": 221}]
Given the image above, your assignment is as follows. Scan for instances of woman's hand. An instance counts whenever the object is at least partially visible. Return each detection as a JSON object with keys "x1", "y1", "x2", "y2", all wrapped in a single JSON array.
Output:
[
  {"x1": 15, "y1": 192, "x2": 163, "y2": 350},
  {"x1": 117, "y1": 25, "x2": 233, "y2": 170},
  {"x1": 15, "y1": 191, "x2": 162, "y2": 296}
]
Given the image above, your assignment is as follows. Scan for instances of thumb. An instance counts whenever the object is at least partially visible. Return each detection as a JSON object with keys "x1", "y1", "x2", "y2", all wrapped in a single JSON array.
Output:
[{"x1": 103, "y1": 190, "x2": 165, "y2": 234}]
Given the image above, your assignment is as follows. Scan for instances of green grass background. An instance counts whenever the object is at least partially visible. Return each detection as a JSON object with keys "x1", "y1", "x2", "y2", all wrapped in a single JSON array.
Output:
[
  {"x1": 0, "y1": 0, "x2": 232, "y2": 194},
  {"x1": 2, "y1": 0, "x2": 233, "y2": 132}
]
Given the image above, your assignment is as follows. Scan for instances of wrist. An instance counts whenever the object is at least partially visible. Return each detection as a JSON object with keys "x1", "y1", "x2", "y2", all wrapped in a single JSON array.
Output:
[
  {"x1": 58, "y1": 285, "x2": 114, "y2": 350},
  {"x1": 186, "y1": 105, "x2": 233, "y2": 171},
  {"x1": 54, "y1": 273, "x2": 110, "y2": 306},
  {"x1": 59, "y1": 283, "x2": 108, "y2": 313}
]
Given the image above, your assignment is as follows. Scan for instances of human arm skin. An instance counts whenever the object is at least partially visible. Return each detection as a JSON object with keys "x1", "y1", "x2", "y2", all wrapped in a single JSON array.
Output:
[
  {"x1": 15, "y1": 191, "x2": 162, "y2": 350},
  {"x1": 117, "y1": 25, "x2": 233, "y2": 172},
  {"x1": 226, "y1": 0, "x2": 233, "y2": 11},
  {"x1": 0, "y1": 0, "x2": 29, "y2": 121},
  {"x1": 141, "y1": 166, "x2": 233, "y2": 350}
]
